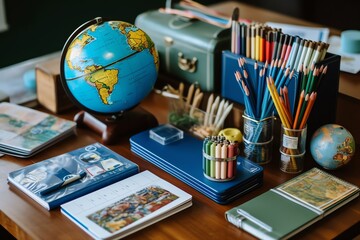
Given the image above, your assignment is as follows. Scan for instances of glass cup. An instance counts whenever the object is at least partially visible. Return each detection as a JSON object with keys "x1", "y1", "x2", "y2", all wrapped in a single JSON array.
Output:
[
  {"x1": 279, "y1": 125, "x2": 307, "y2": 173},
  {"x1": 242, "y1": 114, "x2": 274, "y2": 164}
]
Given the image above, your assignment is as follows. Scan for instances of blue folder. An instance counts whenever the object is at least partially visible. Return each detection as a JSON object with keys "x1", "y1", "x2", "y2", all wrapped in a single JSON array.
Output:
[{"x1": 130, "y1": 126, "x2": 263, "y2": 204}]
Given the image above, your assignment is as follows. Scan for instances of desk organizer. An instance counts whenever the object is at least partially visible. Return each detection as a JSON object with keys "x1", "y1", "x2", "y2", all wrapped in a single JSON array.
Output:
[{"x1": 221, "y1": 50, "x2": 341, "y2": 137}]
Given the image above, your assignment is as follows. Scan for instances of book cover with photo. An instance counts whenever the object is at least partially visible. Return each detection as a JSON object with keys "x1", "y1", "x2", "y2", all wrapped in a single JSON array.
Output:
[
  {"x1": 61, "y1": 170, "x2": 192, "y2": 240},
  {"x1": 7, "y1": 142, "x2": 139, "y2": 210},
  {"x1": 0, "y1": 102, "x2": 76, "y2": 157}
]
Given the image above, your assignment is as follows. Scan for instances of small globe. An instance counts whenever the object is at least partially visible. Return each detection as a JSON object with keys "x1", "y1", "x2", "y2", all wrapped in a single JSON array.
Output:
[
  {"x1": 60, "y1": 17, "x2": 159, "y2": 116},
  {"x1": 310, "y1": 124, "x2": 355, "y2": 170}
]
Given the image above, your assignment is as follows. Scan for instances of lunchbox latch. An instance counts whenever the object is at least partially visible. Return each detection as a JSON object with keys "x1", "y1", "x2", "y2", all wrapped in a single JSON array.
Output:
[{"x1": 178, "y1": 52, "x2": 197, "y2": 73}]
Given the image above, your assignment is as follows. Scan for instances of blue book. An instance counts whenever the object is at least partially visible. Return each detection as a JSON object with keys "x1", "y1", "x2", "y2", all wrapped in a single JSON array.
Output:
[
  {"x1": 130, "y1": 126, "x2": 263, "y2": 204},
  {"x1": 7, "y1": 142, "x2": 139, "y2": 210}
]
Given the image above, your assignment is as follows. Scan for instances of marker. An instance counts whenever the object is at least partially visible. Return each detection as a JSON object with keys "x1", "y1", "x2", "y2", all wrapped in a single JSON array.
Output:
[
  {"x1": 215, "y1": 143, "x2": 221, "y2": 179},
  {"x1": 220, "y1": 143, "x2": 228, "y2": 179},
  {"x1": 227, "y1": 143, "x2": 236, "y2": 178},
  {"x1": 210, "y1": 141, "x2": 217, "y2": 178}
]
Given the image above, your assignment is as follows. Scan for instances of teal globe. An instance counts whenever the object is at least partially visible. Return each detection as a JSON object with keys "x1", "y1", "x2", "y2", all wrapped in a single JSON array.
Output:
[
  {"x1": 310, "y1": 124, "x2": 355, "y2": 170},
  {"x1": 60, "y1": 17, "x2": 159, "y2": 115}
]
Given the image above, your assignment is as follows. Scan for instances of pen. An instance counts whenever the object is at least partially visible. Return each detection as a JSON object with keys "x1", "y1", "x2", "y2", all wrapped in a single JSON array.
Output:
[
  {"x1": 39, "y1": 170, "x2": 86, "y2": 195},
  {"x1": 231, "y1": 7, "x2": 239, "y2": 54}
]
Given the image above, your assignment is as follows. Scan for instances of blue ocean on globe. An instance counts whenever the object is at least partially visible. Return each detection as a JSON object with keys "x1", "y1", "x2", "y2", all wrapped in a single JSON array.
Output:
[
  {"x1": 310, "y1": 124, "x2": 355, "y2": 170},
  {"x1": 61, "y1": 18, "x2": 159, "y2": 115}
]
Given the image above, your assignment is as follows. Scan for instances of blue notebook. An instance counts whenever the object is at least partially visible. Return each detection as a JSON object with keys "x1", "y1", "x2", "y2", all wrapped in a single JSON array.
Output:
[
  {"x1": 130, "y1": 126, "x2": 263, "y2": 204},
  {"x1": 7, "y1": 142, "x2": 139, "y2": 210}
]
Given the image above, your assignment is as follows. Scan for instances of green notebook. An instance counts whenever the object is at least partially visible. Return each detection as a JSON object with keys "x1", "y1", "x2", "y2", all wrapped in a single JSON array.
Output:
[{"x1": 225, "y1": 167, "x2": 360, "y2": 240}]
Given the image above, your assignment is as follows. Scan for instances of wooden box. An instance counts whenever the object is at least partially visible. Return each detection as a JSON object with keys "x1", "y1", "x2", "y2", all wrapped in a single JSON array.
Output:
[{"x1": 35, "y1": 57, "x2": 73, "y2": 113}]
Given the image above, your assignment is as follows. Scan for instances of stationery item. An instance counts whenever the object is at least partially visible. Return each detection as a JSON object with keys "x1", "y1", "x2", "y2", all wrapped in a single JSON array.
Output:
[
  {"x1": 279, "y1": 124, "x2": 307, "y2": 173},
  {"x1": 7, "y1": 142, "x2": 139, "y2": 210},
  {"x1": 0, "y1": 102, "x2": 76, "y2": 158},
  {"x1": 221, "y1": 50, "x2": 340, "y2": 140},
  {"x1": 225, "y1": 167, "x2": 360, "y2": 240},
  {"x1": 149, "y1": 123, "x2": 184, "y2": 145},
  {"x1": 61, "y1": 170, "x2": 192, "y2": 240},
  {"x1": 130, "y1": 125, "x2": 263, "y2": 204},
  {"x1": 202, "y1": 136, "x2": 238, "y2": 181},
  {"x1": 242, "y1": 114, "x2": 274, "y2": 164},
  {"x1": 265, "y1": 22, "x2": 330, "y2": 43}
]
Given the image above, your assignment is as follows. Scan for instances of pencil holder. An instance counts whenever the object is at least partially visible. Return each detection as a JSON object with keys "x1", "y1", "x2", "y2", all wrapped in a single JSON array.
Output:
[
  {"x1": 202, "y1": 136, "x2": 238, "y2": 182},
  {"x1": 242, "y1": 114, "x2": 274, "y2": 164},
  {"x1": 168, "y1": 98, "x2": 222, "y2": 139},
  {"x1": 279, "y1": 124, "x2": 307, "y2": 173}
]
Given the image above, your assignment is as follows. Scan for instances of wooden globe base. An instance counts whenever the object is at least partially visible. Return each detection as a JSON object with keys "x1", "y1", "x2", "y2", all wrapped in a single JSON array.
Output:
[{"x1": 74, "y1": 106, "x2": 158, "y2": 144}]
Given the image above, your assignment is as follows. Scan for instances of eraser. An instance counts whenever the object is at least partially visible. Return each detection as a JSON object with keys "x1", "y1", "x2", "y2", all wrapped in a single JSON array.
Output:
[{"x1": 341, "y1": 30, "x2": 360, "y2": 53}]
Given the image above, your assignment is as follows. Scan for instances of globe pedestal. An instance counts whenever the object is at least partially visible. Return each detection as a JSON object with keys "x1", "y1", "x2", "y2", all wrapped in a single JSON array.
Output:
[{"x1": 74, "y1": 106, "x2": 158, "y2": 144}]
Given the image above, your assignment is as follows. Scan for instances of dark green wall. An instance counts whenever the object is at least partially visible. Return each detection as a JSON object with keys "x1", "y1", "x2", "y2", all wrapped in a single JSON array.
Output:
[
  {"x1": 0, "y1": 0, "x2": 220, "y2": 68},
  {"x1": 1, "y1": 0, "x2": 358, "y2": 68},
  {"x1": 0, "y1": 0, "x2": 165, "y2": 68}
]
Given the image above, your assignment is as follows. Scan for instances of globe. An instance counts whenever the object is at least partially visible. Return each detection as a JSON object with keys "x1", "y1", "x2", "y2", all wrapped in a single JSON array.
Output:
[
  {"x1": 60, "y1": 17, "x2": 159, "y2": 115},
  {"x1": 310, "y1": 124, "x2": 355, "y2": 170}
]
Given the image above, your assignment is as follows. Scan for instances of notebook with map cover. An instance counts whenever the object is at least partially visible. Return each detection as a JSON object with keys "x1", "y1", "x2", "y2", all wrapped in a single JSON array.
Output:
[{"x1": 225, "y1": 167, "x2": 360, "y2": 240}]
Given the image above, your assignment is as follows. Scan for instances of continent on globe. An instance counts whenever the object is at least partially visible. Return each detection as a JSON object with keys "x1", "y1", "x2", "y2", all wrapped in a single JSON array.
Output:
[
  {"x1": 61, "y1": 17, "x2": 159, "y2": 115},
  {"x1": 310, "y1": 124, "x2": 355, "y2": 170}
]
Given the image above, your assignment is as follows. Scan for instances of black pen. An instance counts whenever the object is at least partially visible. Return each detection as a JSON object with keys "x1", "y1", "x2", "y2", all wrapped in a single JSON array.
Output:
[{"x1": 39, "y1": 170, "x2": 86, "y2": 195}]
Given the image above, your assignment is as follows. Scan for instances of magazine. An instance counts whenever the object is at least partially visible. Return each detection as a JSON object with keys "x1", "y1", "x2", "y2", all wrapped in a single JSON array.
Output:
[{"x1": 0, "y1": 102, "x2": 76, "y2": 157}]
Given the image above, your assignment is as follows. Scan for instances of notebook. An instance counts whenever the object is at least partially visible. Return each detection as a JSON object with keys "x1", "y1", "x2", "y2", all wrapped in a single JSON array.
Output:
[
  {"x1": 130, "y1": 125, "x2": 263, "y2": 204},
  {"x1": 225, "y1": 167, "x2": 360, "y2": 239}
]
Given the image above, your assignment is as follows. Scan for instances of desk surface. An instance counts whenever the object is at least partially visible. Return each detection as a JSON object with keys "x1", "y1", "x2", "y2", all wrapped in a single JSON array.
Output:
[
  {"x1": 1, "y1": 2, "x2": 360, "y2": 240},
  {"x1": 1, "y1": 90, "x2": 360, "y2": 240}
]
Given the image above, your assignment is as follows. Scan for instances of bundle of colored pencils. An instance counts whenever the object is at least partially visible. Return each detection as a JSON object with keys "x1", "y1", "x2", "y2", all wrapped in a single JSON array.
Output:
[
  {"x1": 267, "y1": 63, "x2": 328, "y2": 170},
  {"x1": 234, "y1": 57, "x2": 296, "y2": 121},
  {"x1": 267, "y1": 63, "x2": 327, "y2": 131}
]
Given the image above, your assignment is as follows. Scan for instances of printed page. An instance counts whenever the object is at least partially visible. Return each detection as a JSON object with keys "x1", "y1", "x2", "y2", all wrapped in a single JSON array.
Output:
[{"x1": 61, "y1": 170, "x2": 192, "y2": 240}]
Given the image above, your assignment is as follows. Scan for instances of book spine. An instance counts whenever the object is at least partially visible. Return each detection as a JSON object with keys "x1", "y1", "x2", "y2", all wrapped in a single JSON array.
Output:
[{"x1": 225, "y1": 209, "x2": 245, "y2": 228}]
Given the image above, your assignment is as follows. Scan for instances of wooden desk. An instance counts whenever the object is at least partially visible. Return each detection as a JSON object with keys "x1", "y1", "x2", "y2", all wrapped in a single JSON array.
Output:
[
  {"x1": 1, "y1": 2, "x2": 360, "y2": 240},
  {"x1": 1, "y1": 89, "x2": 359, "y2": 240}
]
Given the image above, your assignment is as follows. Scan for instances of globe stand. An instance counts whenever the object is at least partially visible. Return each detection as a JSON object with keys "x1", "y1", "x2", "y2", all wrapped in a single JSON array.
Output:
[{"x1": 74, "y1": 106, "x2": 158, "y2": 144}]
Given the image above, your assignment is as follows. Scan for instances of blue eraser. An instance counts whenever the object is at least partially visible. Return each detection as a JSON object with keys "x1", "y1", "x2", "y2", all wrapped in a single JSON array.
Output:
[
  {"x1": 341, "y1": 30, "x2": 360, "y2": 53},
  {"x1": 23, "y1": 69, "x2": 36, "y2": 90}
]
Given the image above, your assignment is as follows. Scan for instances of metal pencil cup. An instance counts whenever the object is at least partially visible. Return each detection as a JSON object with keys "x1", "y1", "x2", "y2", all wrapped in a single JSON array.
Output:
[
  {"x1": 279, "y1": 125, "x2": 307, "y2": 173},
  {"x1": 242, "y1": 115, "x2": 274, "y2": 164}
]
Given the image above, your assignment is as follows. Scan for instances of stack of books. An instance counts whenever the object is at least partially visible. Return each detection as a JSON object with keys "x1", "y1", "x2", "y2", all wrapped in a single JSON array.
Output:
[
  {"x1": 130, "y1": 125, "x2": 264, "y2": 204},
  {"x1": 0, "y1": 102, "x2": 76, "y2": 157}
]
